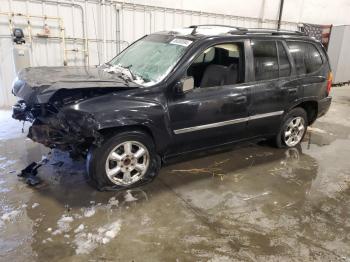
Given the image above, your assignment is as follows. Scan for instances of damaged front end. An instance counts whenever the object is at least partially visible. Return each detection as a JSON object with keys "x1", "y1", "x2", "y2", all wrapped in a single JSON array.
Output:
[
  {"x1": 12, "y1": 66, "x2": 140, "y2": 158},
  {"x1": 13, "y1": 99, "x2": 103, "y2": 158}
]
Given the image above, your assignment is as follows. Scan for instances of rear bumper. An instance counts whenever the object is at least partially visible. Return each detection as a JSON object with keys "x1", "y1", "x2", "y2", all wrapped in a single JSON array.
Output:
[{"x1": 317, "y1": 96, "x2": 332, "y2": 118}]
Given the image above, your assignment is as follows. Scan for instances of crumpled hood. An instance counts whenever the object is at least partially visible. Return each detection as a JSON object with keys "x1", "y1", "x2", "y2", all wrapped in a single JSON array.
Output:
[{"x1": 13, "y1": 66, "x2": 139, "y2": 104}]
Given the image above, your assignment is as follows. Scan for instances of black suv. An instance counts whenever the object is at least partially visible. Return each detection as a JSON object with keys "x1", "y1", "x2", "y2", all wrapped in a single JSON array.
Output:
[{"x1": 12, "y1": 25, "x2": 332, "y2": 190}]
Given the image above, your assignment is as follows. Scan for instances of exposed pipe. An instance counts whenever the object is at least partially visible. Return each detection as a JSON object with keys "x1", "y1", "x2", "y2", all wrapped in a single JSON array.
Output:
[
  {"x1": 71, "y1": 1, "x2": 77, "y2": 64},
  {"x1": 91, "y1": 4, "x2": 101, "y2": 65},
  {"x1": 111, "y1": 0, "x2": 297, "y2": 29},
  {"x1": 25, "y1": 0, "x2": 32, "y2": 44},
  {"x1": 277, "y1": 0, "x2": 284, "y2": 30},
  {"x1": 13, "y1": 0, "x2": 298, "y2": 28},
  {"x1": 102, "y1": 0, "x2": 107, "y2": 62},
  {"x1": 14, "y1": 0, "x2": 88, "y2": 65},
  {"x1": 84, "y1": 0, "x2": 89, "y2": 65},
  {"x1": 41, "y1": 1, "x2": 49, "y2": 65},
  {"x1": 114, "y1": 3, "x2": 121, "y2": 53},
  {"x1": 2, "y1": 0, "x2": 299, "y2": 67},
  {"x1": 0, "y1": 34, "x2": 128, "y2": 46},
  {"x1": 259, "y1": 0, "x2": 266, "y2": 28},
  {"x1": 0, "y1": 11, "x2": 69, "y2": 65}
]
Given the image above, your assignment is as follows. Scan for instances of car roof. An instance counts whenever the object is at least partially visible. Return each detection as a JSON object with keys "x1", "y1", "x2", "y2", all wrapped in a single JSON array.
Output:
[{"x1": 154, "y1": 25, "x2": 319, "y2": 43}]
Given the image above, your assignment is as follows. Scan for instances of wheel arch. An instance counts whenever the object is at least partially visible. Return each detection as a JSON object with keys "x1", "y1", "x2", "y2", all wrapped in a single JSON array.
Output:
[
  {"x1": 290, "y1": 100, "x2": 318, "y2": 125},
  {"x1": 99, "y1": 124, "x2": 155, "y2": 144},
  {"x1": 97, "y1": 124, "x2": 170, "y2": 155}
]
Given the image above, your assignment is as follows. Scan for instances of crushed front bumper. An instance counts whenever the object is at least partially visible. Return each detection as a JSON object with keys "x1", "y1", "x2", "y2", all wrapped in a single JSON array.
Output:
[
  {"x1": 28, "y1": 122, "x2": 79, "y2": 149},
  {"x1": 12, "y1": 101, "x2": 102, "y2": 157}
]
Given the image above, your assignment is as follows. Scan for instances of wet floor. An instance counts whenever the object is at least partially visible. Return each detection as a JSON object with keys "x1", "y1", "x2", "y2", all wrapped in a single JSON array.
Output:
[{"x1": 1, "y1": 87, "x2": 350, "y2": 261}]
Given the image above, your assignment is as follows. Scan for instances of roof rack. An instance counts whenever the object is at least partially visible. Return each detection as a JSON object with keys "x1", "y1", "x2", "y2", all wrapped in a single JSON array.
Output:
[
  {"x1": 187, "y1": 25, "x2": 305, "y2": 37},
  {"x1": 229, "y1": 28, "x2": 306, "y2": 36},
  {"x1": 188, "y1": 24, "x2": 247, "y2": 35}
]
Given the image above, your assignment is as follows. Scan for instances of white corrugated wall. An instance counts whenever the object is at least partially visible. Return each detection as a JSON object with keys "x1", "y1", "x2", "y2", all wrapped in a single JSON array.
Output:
[{"x1": 0, "y1": 0, "x2": 302, "y2": 107}]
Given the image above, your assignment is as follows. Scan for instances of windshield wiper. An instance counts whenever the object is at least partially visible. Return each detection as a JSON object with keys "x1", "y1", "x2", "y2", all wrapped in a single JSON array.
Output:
[
  {"x1": 121, "y1": 64, "x2": 137, "y2": 80},
  {"x1": 124, "y1": 65, "x2": 152, "y2": 83},
  {"x1": 107, "y1": 64, "x2": 149, "y2": 84}
]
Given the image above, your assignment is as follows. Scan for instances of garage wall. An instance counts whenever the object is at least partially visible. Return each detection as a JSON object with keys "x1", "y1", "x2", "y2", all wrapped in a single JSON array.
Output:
[
  {"x1": 0, "y1": 0, "x2": 349, "y2": 108},
  {"x1": 132, "y1": 0, "x2": 350, "y2": 25}
]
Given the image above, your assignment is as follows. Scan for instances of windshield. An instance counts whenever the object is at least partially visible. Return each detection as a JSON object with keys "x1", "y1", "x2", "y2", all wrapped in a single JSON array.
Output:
[{"x1": 108, "y1": 35, "x2": 192, "y2": 86}]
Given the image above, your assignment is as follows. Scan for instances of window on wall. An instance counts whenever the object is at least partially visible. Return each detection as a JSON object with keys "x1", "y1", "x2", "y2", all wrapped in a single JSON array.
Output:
[
  {"x1": 277, "y1": 42, "x2": 291, "y2": 77},
  {"x1": 251, "y1": 40, "x2": 279, "y2": 81},
  {"x1": 187, "y1": 42, "x2": 245, "y2": 88},
  {"x1": 286, "y1": 41, "x2": 323, "y2": 75}
]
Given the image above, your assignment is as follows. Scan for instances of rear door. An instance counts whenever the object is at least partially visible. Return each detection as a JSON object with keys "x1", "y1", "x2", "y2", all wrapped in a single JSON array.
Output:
[
  {"x1": 247, "y1": 39, "x2": 289, "y2": 137},
  {"x1": 285, "y1": 40, "x2": 327, "y2": 101},
  {"x1": 277, "y1": 41, "x2": 301, "y2": 108}
]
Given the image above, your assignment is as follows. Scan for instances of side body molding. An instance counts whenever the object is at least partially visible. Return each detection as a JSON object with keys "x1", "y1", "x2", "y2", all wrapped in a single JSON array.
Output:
[{"x1": 174, "y1": 111, "x2": 284, "y2": 134}]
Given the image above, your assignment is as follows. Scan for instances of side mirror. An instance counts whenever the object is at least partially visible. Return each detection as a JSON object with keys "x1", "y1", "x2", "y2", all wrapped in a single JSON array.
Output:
[{"x1": 174, "y1": 76, "x2": 194, "y2": 94}]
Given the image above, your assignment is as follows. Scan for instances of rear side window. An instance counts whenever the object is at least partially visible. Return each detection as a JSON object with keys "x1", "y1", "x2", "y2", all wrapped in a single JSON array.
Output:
[
  {"x1": 286, "y1": 41, "x2": 323, "y2": 75},
  {"x1": 251, "y1": 40, "x2": 279, "y2": 81},
  {"x1": 277, "y1": 42, "x2": 291, "y2": 77}
]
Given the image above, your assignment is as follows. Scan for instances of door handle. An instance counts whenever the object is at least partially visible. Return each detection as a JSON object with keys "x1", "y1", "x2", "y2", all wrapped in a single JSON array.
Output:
[{"x1": 233, "y1": 96, "x2": 247, "y2": 104}]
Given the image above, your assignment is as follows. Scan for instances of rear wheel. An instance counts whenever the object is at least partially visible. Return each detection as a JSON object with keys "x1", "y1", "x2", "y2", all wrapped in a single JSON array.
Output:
[
  {"x1": 275, "y1": 108, "x2": 308, "y2": 148},
  {"x1": 87, "y1": 130, "x2": 160, "y2": 190}
]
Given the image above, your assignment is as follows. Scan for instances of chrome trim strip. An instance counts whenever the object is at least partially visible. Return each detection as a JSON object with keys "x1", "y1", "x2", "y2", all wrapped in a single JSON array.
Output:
[
  {"x1": 249, "y1": 110, "x2": 284, "y2": 120},
  {"x1": 173, "y1": 110, "x2": 284, "y2": 135},
  {"x1": 174, "y1": 117, "x2": 248, "y2": 134}
]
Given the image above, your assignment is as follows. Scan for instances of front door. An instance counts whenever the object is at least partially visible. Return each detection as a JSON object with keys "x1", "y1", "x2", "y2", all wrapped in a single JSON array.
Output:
[
  {"x1": 169, "y1": 84, "x2": 250, "y2": 153},
  {"x1": 167, "y1": 41, "x2": 251, "y2": 154}
]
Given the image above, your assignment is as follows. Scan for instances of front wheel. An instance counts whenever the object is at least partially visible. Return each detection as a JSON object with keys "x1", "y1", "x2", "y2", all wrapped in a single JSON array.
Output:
[
  {"x1": 86, "y1": 130, "x2": 160, "y2": 191},
  {"x1": 275, "y1": 108, "x2": 308, "y2": 148}
]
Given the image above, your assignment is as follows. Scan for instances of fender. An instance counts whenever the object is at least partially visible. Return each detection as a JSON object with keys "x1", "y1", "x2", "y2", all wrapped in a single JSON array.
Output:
[
  {"x1": 286, "y1": 97, "x2": 318, "y2": 112},
  {"x1": 61, "y1": 92, "x2": 173, "y2": 153}
]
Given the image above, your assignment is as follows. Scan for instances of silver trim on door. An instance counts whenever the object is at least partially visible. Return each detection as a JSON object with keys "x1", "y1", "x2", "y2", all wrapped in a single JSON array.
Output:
[
  {"x1": 173, "y1": 111, "x2": 284, "y2": 135},
  {"x1": 248, "y1": 111, "x2": 284, "y2": 120}
]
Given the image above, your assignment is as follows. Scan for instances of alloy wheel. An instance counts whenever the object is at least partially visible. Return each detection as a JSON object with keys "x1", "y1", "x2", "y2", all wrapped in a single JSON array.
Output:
[
  {"x1": 105, "y1": 141, "x2": 150, "y2": 186},
  {"x1": 283, "y1": 117, "x2": 305, "y2": 147}
]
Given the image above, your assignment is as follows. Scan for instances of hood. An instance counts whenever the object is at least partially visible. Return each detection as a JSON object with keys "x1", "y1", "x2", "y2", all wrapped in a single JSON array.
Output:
[{"x1": 13, "y1": 66, "x2": 139, "y2": 104}]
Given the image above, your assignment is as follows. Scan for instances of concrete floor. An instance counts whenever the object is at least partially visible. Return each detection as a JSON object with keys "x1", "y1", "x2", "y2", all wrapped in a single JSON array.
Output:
[{"x1": 0, "y1": 87, "x2": 350, "y2": 262}]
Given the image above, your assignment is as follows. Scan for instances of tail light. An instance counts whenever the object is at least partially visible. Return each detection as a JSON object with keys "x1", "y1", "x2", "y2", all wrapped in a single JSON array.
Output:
[{"x1": 327, "y1": 72, "x2": 333, "y2": 95}]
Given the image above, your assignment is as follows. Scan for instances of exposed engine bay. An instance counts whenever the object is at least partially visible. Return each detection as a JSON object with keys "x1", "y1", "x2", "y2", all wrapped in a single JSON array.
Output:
[{"x1": 12, "y1": 66, "x2": 140, "y2": 158}]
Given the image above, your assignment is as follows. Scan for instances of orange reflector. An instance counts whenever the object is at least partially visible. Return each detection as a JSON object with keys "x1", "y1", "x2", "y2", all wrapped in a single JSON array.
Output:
[{"x1": 327, "y1": 72, "x2": 333, "y2": 95}]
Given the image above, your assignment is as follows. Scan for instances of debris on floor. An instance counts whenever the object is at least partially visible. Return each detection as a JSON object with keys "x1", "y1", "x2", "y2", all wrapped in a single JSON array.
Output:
[
  {"x1": 17, "y1": 155, "x2": 50, "y2": 186},
  {"x1": 171, "y1": 158, "x2": 231, "y2": 180},
  {"x1": 17, "y1": 162, "x2": 43, "y2": 186}
]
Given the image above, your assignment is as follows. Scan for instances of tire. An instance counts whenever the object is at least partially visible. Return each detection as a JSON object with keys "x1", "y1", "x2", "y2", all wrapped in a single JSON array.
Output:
[
  {"x1": 86, "y1": 130, "x2": 161, "y2": 191},
  {"x1": 275, "y1": 107, "x2": 308, "y2": 148}
]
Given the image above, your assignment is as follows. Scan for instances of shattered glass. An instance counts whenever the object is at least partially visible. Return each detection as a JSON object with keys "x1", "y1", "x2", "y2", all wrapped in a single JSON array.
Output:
[{"x1": 108, "y1": 37, "x2": 190, "y2": 86}]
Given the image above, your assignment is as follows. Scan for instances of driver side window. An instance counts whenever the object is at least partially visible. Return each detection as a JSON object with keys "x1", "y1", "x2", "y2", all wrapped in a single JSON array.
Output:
[{"x1": 187, "y1": 42, "x2": 245, "y2": 88}]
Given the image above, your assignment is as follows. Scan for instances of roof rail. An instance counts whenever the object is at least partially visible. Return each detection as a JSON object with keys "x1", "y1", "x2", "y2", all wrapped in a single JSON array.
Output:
[
  {"x1": 272, "y1": 30, "x2": 306, "y2": 36},
  {"x1": 229, "y1": 28, "x2": 306, "y2": 36},
  {"x1": 189, "y1": 24, "x2": 247, "y2": 35},
  {"x1": 187, "y1": 25, "x2": 305, "y2": 36},
  {"x1": 189, "y1": 24, "x2": 247, "y2": 30}
]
